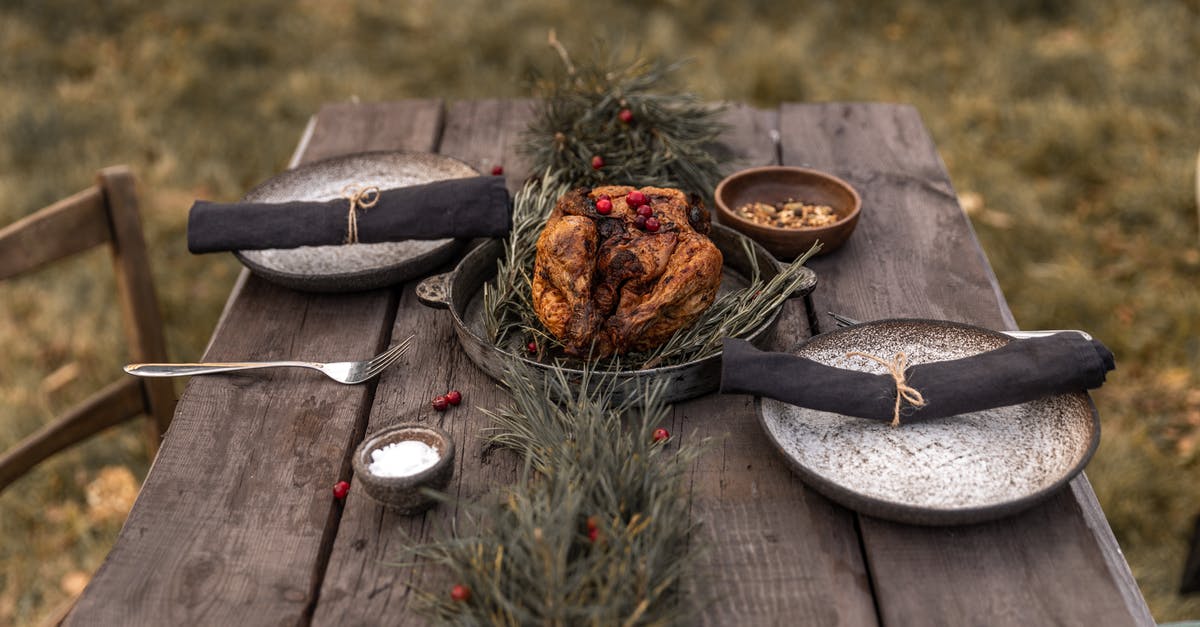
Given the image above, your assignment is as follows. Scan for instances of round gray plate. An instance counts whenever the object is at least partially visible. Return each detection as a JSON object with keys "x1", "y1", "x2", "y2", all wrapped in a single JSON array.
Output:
[
  {"x1": 235, "y1": 152, "x2": 479, "y2": 292},
  {"x1": 759, "y1": 319, "x2": 1099, "y2": 526}
]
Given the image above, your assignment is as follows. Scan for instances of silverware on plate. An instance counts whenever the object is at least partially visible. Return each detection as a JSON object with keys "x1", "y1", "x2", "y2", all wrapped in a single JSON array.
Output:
[
  {"x1": 124, "y1": 335, "x2": 413, "y2": 384},
  {"x1": 826, "y1": 312, "x2": 1093, "y2": 341}
]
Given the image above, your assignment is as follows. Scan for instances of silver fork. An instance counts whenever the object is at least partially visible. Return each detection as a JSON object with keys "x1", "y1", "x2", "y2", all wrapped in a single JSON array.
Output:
[
  {"x1": 124, "y1": 335, "x2": 414, "y2": 384},
  {"x1": 827, "y1": 313, "x2": 1093, "y2": 341}
]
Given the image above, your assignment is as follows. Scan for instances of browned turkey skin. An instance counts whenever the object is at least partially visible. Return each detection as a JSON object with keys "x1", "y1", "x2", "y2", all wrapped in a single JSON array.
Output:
[{"x1": 531, "y1": 185, "x2": 723, "y2": 358}]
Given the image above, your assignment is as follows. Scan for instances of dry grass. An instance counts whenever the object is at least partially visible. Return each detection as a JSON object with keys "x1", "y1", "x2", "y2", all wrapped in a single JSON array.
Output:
[{"x1": 1, "y1": 1, "x2": 1198, "y2": 624}]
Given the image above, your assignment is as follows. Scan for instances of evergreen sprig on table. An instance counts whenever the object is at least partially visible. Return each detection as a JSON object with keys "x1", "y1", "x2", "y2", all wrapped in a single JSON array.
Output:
[
  {"x1": 521, "y1": 40, "x2": 727, "y2": 201},
  {"x1": 405, "y1": 366, "x2": 706, "y2": 625}
]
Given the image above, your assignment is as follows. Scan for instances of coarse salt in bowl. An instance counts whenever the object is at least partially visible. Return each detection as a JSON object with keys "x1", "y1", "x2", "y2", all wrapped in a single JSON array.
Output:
[{"x1": 352, "y1": 423, "x2": 455, "y2": 514}]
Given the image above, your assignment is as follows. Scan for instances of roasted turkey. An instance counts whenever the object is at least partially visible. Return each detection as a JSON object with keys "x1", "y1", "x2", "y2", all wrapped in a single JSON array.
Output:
[{"x1": 532, "y1": 185, "x2": 723, "y2": 358}]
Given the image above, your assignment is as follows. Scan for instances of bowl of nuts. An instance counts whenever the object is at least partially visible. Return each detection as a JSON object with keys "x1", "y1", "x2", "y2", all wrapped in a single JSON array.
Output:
[{"x1": 714, "y1": 166, "x2": 861, "y2": 258}]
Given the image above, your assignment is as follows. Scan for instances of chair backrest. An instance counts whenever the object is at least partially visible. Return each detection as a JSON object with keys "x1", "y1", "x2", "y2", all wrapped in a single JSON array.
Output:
[{"x1": 0, "y1": 166, "x2": 174, "y2": 488}]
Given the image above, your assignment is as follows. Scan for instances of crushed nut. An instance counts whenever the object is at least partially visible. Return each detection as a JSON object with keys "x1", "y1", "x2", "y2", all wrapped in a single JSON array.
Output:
[{"x1": 735, "y1": 199, "x2": 839, "y2": 228}]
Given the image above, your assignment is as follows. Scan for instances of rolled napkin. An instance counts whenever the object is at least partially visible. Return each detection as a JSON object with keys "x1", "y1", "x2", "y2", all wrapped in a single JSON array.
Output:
[
  {"x1": 187, "y1": 175, "x2": 511, "y2": 254},
  {"x1": 720, "y1": 333, "x2": 1114, "y2": 424}
]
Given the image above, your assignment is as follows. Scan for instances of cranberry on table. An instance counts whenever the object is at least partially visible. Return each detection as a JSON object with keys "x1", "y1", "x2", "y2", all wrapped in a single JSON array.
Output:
[
  {"x1": 491, "y1": 165, "x2": 504, "y2": 176},
  {"x1": 653, "y1": 427, "x2": 670, "y2": 443},
  {"x1": 526, "y1": 340, "x2": 538, "y2": 354},
  {"x1": 618, "y1": 108, "x2": 634, "y2": 123},
  {"x1": 445, "y1": 390, "x2": 462, "y2": 406},
  {"x1": 451, "y1": 584, "x2": 471, "y2": 602},
  {"x1": 332, "y1": 480, "x2": 350, "y2": 500},
  {"x1": 591, "y1": 155, "x2": 604, "y2": 169},
  {"x1": 432, "y1": 395, "x2": 450, "y2": 411}
]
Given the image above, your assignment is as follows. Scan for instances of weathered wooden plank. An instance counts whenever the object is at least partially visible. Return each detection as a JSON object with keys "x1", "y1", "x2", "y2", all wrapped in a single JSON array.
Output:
[
  {"x1": 311, "y1": 99, "x2": 536, "y2": 626},
  {"x1": 66, "y1": 100, "x2": 445, "y2": 626},
  {"x1": 779, "y1": 102, "x2": 1152, "y2": 627},
  {"x1": 714, "y1": 103, "x2": 780, "y2": 176},
  {"x1": 301, "y1": 100, "x2": 446, "y2": 165},
  {"x1": 678, "y1": 107, "x2": 877, "y2": 626}
]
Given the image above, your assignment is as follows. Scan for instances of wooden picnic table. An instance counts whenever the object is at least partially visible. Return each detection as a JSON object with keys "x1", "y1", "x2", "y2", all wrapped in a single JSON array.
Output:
[{"x1": 66, "y1": 100, "x2": 1154, "y2": 626}]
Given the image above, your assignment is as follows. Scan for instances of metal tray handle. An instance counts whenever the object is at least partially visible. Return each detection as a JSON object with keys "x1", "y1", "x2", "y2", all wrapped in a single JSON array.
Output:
[{"x1": 416, "y1": 272, "x2": 452, "y2": 309}]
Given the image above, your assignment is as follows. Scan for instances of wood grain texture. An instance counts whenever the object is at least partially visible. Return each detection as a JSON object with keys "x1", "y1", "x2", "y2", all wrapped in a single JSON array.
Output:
[
  {"x1": 714, "y1": 103, "x2": 780, "y2": 176},
  {"x1": 301, "y1": 100, "x2": 445, "y2": 165},
  {"x1": 65, "y1": 101, "x2": 444, "y2": 627},
  {"x1": 676, "y1": 107, "x2": 877, "y2": 626},
  {"x1": 779, "y1": 102, "x2": 1152, "y2": 627},
  {"x1": 311, "y1": 99, "x2": 537, "y2": 627}
]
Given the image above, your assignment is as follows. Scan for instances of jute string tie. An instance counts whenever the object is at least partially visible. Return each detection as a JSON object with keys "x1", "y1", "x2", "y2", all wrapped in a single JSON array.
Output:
[
  {"x1": 845, "y1": 351, "x2": 926, "y2": 427},
  {"x1": 340, "y1": 185, "x2": 380, "y2": 244}
]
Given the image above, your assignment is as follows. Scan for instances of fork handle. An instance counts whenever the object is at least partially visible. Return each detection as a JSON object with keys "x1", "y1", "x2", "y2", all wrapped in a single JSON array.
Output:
[{"x1": 124, "y1": 361, "x2": 321, "y2": 377}]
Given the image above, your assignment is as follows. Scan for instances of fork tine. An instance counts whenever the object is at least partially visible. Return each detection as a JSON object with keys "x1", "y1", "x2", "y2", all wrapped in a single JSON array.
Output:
[
  {"x1": 362, "y1": 350, "x2": 406, "y2": 380},
  {"x1": 362, "y1": 336, "x2": 413, "y2": 377},
  {"x1": 368, "y1": 335, "x2": 413, "y2": 369},
  {"x1": 827, "y1": 312, "x2": 860, "y2": 327}
]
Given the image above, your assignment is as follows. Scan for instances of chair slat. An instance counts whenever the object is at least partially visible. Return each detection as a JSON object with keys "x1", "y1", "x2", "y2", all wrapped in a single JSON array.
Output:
[
  {"x1": 0, "y1": 377, "x2": 146, "y2": 491},
  {"x1": 0, "y1": 186, "x2": 112, "y2": 280}
]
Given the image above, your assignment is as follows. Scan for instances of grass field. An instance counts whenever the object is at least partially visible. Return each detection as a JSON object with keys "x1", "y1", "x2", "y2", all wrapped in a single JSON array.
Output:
[{"x1": 2, "y1": 1, "x2": 1199, "y2": 624}]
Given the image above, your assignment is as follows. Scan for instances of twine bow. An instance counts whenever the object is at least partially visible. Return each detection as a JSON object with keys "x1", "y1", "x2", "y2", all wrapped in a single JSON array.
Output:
[
  {"x1": 845, "y1": 351, "x2": 926, "y2": 427},
  {"x1": 340, "y1": 185, "x2": 380, "y2": 244}
]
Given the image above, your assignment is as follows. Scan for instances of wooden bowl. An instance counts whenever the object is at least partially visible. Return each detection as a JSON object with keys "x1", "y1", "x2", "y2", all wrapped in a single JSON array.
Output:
[
  {"x1": 714, "y1": 166, "x2": 862, "y2": 258},
  {"x1": 352, "y1": 423, "x2": 455, "y2": 514}
]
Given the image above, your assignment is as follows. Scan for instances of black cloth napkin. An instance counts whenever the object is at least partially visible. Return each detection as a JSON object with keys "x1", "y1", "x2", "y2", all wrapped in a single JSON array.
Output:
[
  {"x1": 720, "y1": 333, "x2": 1114, "y2": 423},
  {"x1": 187, "y1": 175, "x2": 511, "y2": 253}
]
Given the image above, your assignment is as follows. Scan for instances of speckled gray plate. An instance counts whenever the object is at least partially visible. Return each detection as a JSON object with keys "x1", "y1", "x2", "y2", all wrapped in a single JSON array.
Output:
[
  {"x1": 759, "y1": 319, "x2": 1100, "y2": 526},
  {"x1": 235, "y1": 152, "x2": 479, "y2": 292}
]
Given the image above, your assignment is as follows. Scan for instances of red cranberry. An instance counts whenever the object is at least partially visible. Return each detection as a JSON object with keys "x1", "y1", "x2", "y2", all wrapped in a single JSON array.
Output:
[
  {"x1": 332, "y1": 480, "x2": 350, "y2": 500},
  {"x1": 527, "y1": 341, "x2": 538, "y2": 354},
  {"x1": 653, "y1": 427, "x2": 670, "y2": 443},
  {"x1": 445, "y1": 390, "x2": 462, "y2": 405},
  {"x1": 644, "y1": 217, "x2": 661, "y2": 232},
  {"x1": 636, "y1": 204, "x2": 653, "y2": 217},
  {"x1": 596, "y1": 198, "x2": 613, "y2": 214},
  {"x1": 618, "y1": 108, "x2": 634, "y2": 123},
  {"x1": 491, "y1": 165, "x2": 503, "y2": 176},
  {"x1": 634, "y1": 215, "x2": 648, "y2": 228},
  {"x1": 451, "y1": 584, "x2": 471, "y2": 602},
  {"x1": 591, "y1": 155, "x2": 604, "y2": 169},
  {"x1": 588, "y1": 527, "x2": 599, "y2": 543},
  {"x1": 432, "y1": 396, "x2": 449, "y2": 411},
  {"x1": 626, "y1": 190, "x2": 646, "y2": 206}
]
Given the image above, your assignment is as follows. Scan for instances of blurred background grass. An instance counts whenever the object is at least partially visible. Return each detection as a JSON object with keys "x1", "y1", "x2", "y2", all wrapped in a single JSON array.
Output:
[{"x1": 1, "y1": 0, "x2": 1198, "y2": 623}]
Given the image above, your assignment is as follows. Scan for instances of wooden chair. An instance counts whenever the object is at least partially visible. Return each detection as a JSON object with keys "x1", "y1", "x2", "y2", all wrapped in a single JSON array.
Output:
[{"x1": 0, "y1": 166, "x2": 175, "y2": 491}]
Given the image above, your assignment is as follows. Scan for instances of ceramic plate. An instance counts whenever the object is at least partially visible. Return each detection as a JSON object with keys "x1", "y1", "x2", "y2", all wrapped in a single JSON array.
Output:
[
  {"x1": 759, "y1": 319, "x2": 1099, "y2": 525},
  {"x1": 235, "y1": 152, "x2": 479, "y2": 292}
]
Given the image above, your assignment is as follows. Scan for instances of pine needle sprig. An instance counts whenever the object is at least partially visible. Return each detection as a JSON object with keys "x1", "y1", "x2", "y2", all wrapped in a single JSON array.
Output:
[
  {"x1": 522, "y1": 40, "x2": 727, "y2": 201},
  {"x1": 481, "y1": 172, "x2": 565, "y2": 345},
  {"x1": 403, "y1": 362, "x2": 707, "y2": 625}
]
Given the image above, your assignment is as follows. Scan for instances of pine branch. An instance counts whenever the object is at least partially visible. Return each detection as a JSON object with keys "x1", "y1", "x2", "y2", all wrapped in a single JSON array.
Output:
[
  {"x1": 401, "y1": 362, "x2": 707, "y2": 625},
  {"x1": 521, "y1": 41, "x2": 727, "y2": 203}
]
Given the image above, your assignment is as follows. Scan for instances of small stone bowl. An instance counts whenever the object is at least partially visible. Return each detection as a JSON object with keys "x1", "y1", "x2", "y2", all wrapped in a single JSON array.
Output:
[
  {"x1": 714, "y1": 166, "x2": 862, "y2": 258},
  {"x1": 352, "y1": 423, "x2": 455, "y2": 514}
]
